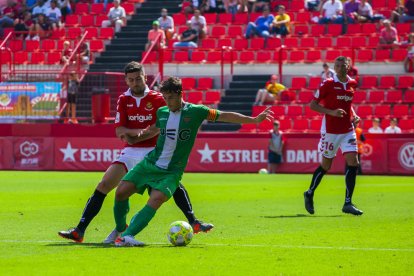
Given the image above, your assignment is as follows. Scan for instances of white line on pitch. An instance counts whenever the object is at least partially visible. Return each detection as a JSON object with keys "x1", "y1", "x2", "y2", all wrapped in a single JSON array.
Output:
[{"x1": 1, "y1": 240, "x2": 413, "y2": 252}]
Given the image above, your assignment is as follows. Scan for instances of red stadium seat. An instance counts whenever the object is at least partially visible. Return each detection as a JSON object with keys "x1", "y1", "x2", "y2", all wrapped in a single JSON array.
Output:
[
  {"x1": 266, "y1": 38, "x2": 282, "y2": 49},
  {"x1": 336, "y1": 36, "x2": 351, "y2": 48},
  {"x1": 163, "y1": 50, "x2": 172, "y2": 62},
  {"x1": 9, "y1": 40, "x2": 23, "y2": 52},
  {"x1": 80, "y1": 15, "x2": 95, "y2": 27},
  {"x1": 57, "y1": 40, "x2": 67, "y2": 51},
  {"x1": 356, "y1": 105, "x2": 373, "y2": 118},
  {"x1": 95, "y1": 15, "x2": 108, "y2": 27},
  {"x1": 30, "y1": 52, "x2": 45, "y2": 64},
  {"x1": 270, "y1": 106, "x2": 286, "y2": 116},
  {"x1": 256, "y1": 51, "x2": 272, "y2": 63},
  {"x1": 172, "y1": 13, "x2": 186, "y2": 25},
  {"x1": 367, "y1": 36, "x2": 380, "y2": 47},
  {"x1": 351, "y1": 37, "x2": 366, "y2": 48},
  {"x1": 85, "y1": 27, "x2": 98, "y2": 39},
  {"x1": 223, "y1": 51, "x2": 238, "y2": 62},
  {"x1": 405, "y1": 90, "x2": 414, "y2": 103},
  {"x1": 239, "y1": 123, "x2": 257, "y2": 133},
  {"x1": 75, "y1": 3, "x2": 89, "y2": 15},
  {"x1": 90, "y1": 40, "x2": 104, "y2": 52},
  {"x1": 197, "y1": 78, "x2": 213, "y2": 90},
  {"x1": 367, "y1": 91, "x2": 385, "y2": 103},
  {"x1": 362, "y1": 23, "x2": 377, "y2": 34},
  {"x1": 290, "y1": 1, "x2": 305, "y2": 11},
  {"x1": 310, "y1": 119, "x2": 322, "y2": 131},
  {"x1": 280, "y1": 91, "x2": 296, "y2": 103},
  {"x1": 356, "y1": 49, "x2": 373, "y2": 62},
  {"x1": 67, "y1": 27, "x2": 81, "y2": 39},
  {"x1": 317, "y1": 37, "x2": 333, "y2": 48},
  {"x1": 46, "y1": 52, "x2": 61, "y2": 64},
  {"x1": 325, "y1": 50, "x2": 341, "y2": 62},
  {"x1": 187, "y1": 91, "x2": 203, "y2": 104},
  {"x1": 210, "y1": 26, "x2": 226, "y2": 38},
  {"x1": 25, "y1": 40, "x2": 39, "y2": 52},
  {"x1": 286, "y1": 105, "x2": 303, "y2": 117},
  {"x1": 182, "y1": 77, "x2": 196, "y2": 90},
  {"x1": 250, "y1": 38, "x2": 265, "y2": 50},
  {"x1": 204, "y1": 13, "x2": 217, "y2": 24},
  {"x1": 50, "y1": 29, "x2": 65, "y2": 39},
  {"x1": 306, "y1": 50, "x2": 321, "y2": 63},
  {"x1": 228, "y1": 26, "x2": 243, "y2": 38},
  {"x1": 346, "y1": 23, "x2": 361, "y2": 34},
  {"x1": 65, "y1": 14, "x2": 79, "y2": 27},
  {"x1": 378, "y1": 76, "x2": 396, "y2": 89},
  {"x1": 239, "y1": 51, "x2": 255, "y2": 63},
  {"x1": 311, "y1": 24, "x2": 325, "y2": 36},
  {"x1": 201, "y1": 38, "x2": 216, "y2": 49},
  {"x1": 14, "y1": 52, "x2": 28, "y2": 64},
  {"x1": 217, "y1": 38, "x2": 232, "y2": 48},
  {"x1": 106, "y1": 3, "x2": 114, "y2": 13},
  {"x1": 218, "y1": 13, "x2": 233, "y2": 24},
  {"x1": 385, "y1": 90, "x2": 402, "y2": 103},
  {"x1": 327, "y1": 25, "x2": 342, "y2": 36},
  {"x1": 288, "y1": 50, "x2": 304, "y2": 62},
  {"x1": 1, "y1": 51, "x2": 11, "y2": 63},
  {"x1": 295, "y1": 12, "x2": 310, "y2": 23},
  {"x1": 278, "y1": 119, "x2": 292, "y2": 131},
  {"x1": 99, "y1": 28, "x2": 114, "y2": 39},
  {"x1": 360, "y1": 76, "x2": 377, "y2": 89},
  {"x1": 206, "y1": 51, "x2": 221, "y2": 63},
  {"x1": 297, "y1": 90, "x2": 315, "y2": 104},
  {"x1": 304, "y1": 106, "x2": 320, "y2": 117},
  {"x1": 292, "y1": 119, "x2": 309, "y2": 131},
  {"x1": 91, "y1": 3, "x2": 104, "y2": 14},
  {"x1": 249, "y1": 12, "x2": 261, "y2": 22},
  {"x1": 123, "y1": 3, "x2": 135, "y2": 15},
  {"x1": 252, "y1": 105, "x2": 266, "y2": 116},
  {"x1": 272, "y1": 50, "x2": 288, "y2": 62},
  {"x1": 233, "y1": 38, "x2": 248, "y2": 50},
  {"x1": 204, "y1": 90, "x2": 221, "y2": 104},
  {"x1": 396, "y1": 23, "x2": 411, "y2": 35},
  {"x1": 374, "y1": 105, "x2": 391, "y2": 118},
  {"x1": 399, "y1": 119, "x2": 414, "y2": 131},
  {"x1": 291, "y1": 77, "x2": 307, "y2": 91},
  {"x1": 308, "y1": 76, "x2": 322, "y2": 90},
  {"x1": 258, "y1": 120, "x2": 274, "y2": 131},
  {"x1": 174, "y1": 51, "x2": 189, "y2": 62},
  {"x1": 391, "y1": 49, "x2": 408, "y2": 62},
  {"x1": 353, "y1": 90, "x2": 367, "y2": 104},
  {"x1": 234, "y1": 13, "x2": 248, "y2": 24},
  {"x1": 294, "y1": 24, "x2": 309, "y2": 35},
  {"x1": 141, "y1": 51, "x2": 157, "y2": 62},
  {"x1": 393, "y1": 104, "x2": 409, "y2": 117},
  {"x1": 284, "y1": 37, "x2": 298, "y2": 48},
  {"x1": 300, "y1": 37, "x2": 315, "y2": 48},
  {"x1": 397, "y1": 75, "x2": 414, "y2": 89},
  {"x1": 375, "y1": 49, "x2": 391, "y2": 62}
]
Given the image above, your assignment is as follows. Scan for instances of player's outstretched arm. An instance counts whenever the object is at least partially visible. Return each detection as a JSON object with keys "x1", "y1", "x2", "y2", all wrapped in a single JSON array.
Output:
[
  {"x1": 310, "y1": 100, "x2": 346, "y2": 118},
  {"x1": 217, "y1": 107, "x2": 274, "y2": 124},
  {"x1": 115, "y1": 126, "x2": 145, "y2": 139},
  {"x1": 125, "y1": 124, "x2": 160, "y2": 145}
]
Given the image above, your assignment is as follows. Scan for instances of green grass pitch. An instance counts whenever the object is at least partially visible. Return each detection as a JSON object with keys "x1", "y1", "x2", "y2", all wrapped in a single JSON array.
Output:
[{"x1": 0, "y1": 171, "x2": 413, "y2": 275}]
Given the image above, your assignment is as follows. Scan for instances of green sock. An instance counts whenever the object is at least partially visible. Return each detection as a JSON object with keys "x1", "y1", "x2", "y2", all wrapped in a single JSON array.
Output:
[
  {"x1": 114, "y1": 199, "x2": 129, "y2": 232},
  {"x1": 122, "y1": 204, "x2": 156, "y2": 237}
]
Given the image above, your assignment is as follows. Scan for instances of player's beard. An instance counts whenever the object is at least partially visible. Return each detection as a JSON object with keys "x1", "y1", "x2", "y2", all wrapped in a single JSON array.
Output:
[{"x1": 131, "y1": 86, "x2": 145, "y2": 97}]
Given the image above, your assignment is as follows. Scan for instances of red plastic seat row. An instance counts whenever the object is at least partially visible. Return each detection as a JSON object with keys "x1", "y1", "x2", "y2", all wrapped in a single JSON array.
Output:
[
  {"x1": 360, "y1": 75, "x2": 414, "y2": 90},
  {"x1": 65, "y1": 14, "x2": 109, "y2": 27},
  {"x1": 73, "y1": 3, "x2": 134, "y2": 16},
  {"x1": 183, "y1": 90, "x2": 221, "y2": 104},
  {"x1": 181, "y1": 77, "x2": 214, "y2": 90},
  {"x1": 4, "y1": 51, "x2": 62, "y2": 64}
]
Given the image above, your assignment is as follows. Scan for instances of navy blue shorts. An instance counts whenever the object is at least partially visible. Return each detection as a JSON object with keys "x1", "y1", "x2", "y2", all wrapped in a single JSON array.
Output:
[{"x1": 268, "y1": 151, "x2": 282, "y2": 164}]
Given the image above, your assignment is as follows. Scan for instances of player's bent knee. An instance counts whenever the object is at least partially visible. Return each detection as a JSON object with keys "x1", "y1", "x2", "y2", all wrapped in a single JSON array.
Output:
[{"x1": 97, "y1": 180, "x2": 117, "y2": 194}]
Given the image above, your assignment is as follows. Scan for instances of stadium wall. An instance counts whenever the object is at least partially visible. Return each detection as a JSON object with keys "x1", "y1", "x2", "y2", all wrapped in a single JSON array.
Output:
[{"x1": 0, "y1": 124, "x2": 413, "y2": 175}]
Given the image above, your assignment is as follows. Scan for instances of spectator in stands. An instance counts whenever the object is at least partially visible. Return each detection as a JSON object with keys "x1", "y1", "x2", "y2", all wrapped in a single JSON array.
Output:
[
  {"x1": 379, "y1": 19, "x2": 399, "y2": 46},
  {"x1": 343, "y1": 0, "x2": 359, "y2": 23},
  {"x1": 271, "y1": 5, "x2": 290, "y2": 38},
  {"x1": 32, "y1": 0, "x2": 46, "y2": 18},
  {"x1": 245, "y1": 7, "x2": 274, "y2": 39},
  {"x1": 226, "y1": 0, "x2": 239, "y2": 15},
  {"x1": 385, "y1": 118, "x2": 402, "y2": 134},
  {"x1": 45, "y1": 0, "x2": 61, "y2": 30},
  {"x1": 145, "y1": 20, "x2": 165, "y2": 51},
  {"x1": 61, "y1": 40, "x2": 72, "y2": 64},
  {"x1": 181, "y1": 0, "x2": 194, "y2": 16},
  {"x1": 14, "y1": 11, "x2": 33, "y2": 38},
  {"x1": 346, "y1": 57, "x2": 359, "y2": 83},
  {"x1": 65, "y1": 72, "x2": 79, "y2": 124},
  {"x1": 368, "y1": 118, "x2": 383, "y2": 133},
  {"x1": 33, "y1": 13, "x2": 50, "y2": 39},
  {"x1": 318, "y1": 0, "x2": 344, "y2": 24},
  {"x1": 391, "y1": 0, "x2": 414, "y2": 23},
  {"x1": 200, "y1": 0, "x2": 226, "y2": 13},
  {"x1": 173, "y1": 20, "x2": 198, "y2": 49},
  {"x1": 254, "y1": 74, "x2": 286, "y2": 105},
  {"x1": 57, "y1": 0, "x2": 71, "y2": 21},
  {"x1": 403, "y1": 33, "x2": 414, "y2": 72},
  {"x1": 158, "y1": 8, "x2": 174, "y2": 41},
  {"x1": 190, "y1": 9, "x2": 207, "y2": 39},
  {"x1": 321, "y1": 63, "x2": 335, "y2": 81},
  {"x1": 0, "y1": 0, "x2": 17, "y2": 30},
  {"x1": 251, "y1": 0, "x2": 270, "y2": 13},
  {"x1": 356, "y1": 0, "x2": 384, "y2": 23},
  {"x1": 267, "y1": 119, "x2": 284, "y2": 174},
  {"x1": 305, "y1": 0, "x2": 321, "y2": 11},
  {"x1": 101, "y1": 0, "x2": 126, "y2": 33},
  {"x1": 76, "y1": 37, "x2": 90, "y2": 64}
]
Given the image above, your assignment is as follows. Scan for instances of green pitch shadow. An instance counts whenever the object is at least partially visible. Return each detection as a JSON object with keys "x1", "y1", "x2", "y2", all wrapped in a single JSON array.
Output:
[{"x1": 261, "y1": 214, "x2": 342, "y2": 218}]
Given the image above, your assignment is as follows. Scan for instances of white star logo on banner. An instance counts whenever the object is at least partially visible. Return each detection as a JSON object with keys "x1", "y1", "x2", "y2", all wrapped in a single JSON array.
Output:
[
  {"x1": 60, "y1": 142, "x2": 78, "y2": 162},
  {"x1": 197, "y1": 143, "x2": 216, "y2": 163}
]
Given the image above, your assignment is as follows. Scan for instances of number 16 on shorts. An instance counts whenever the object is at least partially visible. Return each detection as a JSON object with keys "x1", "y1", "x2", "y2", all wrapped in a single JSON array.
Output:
[{"x1": 318, "y1": 132, "x2": 357, "y2": 159}]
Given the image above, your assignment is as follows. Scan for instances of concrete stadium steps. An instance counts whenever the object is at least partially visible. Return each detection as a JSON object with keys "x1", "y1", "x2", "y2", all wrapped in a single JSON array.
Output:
[{"x1": 201, "y1": 74, "x2": 271, "y2": 131}]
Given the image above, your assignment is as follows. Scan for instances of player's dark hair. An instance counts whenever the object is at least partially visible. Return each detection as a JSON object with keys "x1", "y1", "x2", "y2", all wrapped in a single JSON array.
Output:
[
  {"x1": 160, "y1": 77, "x2": 182, "y2": 94},
  {"x1": 124, "y1": 61, "x2": 144, "y2": 75},
  {"x1": 334, "y1": 56, "x2": 349, "y2": 65}
]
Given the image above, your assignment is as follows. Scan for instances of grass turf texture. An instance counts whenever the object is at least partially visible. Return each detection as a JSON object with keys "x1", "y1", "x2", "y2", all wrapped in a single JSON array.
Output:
[{"x1": 0, "y1": 171, "x2": 413, "y2": 275}]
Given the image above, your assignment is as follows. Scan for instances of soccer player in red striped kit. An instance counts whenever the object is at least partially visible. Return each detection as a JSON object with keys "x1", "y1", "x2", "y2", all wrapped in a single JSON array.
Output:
[
  {"x1": 304, "y1": 56, "x2": 363, "y2": 216},
  {"x1": 58, "y1": 62, "x2": 213, "y2": 243}
]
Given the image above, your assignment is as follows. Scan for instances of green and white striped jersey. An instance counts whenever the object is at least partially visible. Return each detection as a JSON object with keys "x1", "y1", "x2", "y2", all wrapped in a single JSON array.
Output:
[{"x1": 145, "y1": 103, "x2": 220, "y2": 173}]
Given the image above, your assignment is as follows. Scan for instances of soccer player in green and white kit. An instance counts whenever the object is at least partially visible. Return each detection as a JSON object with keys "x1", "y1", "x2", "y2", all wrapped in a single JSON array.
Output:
[{"x1": 113, "y1": 77, "x2": 274, "y2": 246}]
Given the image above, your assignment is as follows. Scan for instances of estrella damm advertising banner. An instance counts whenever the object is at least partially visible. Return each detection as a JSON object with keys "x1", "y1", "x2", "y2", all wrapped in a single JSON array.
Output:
[{"x1": 0, "y1": 82, "x2": 61, "y2": 119}]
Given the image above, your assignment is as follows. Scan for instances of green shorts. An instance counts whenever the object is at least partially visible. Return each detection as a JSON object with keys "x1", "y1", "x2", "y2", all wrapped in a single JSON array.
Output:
[{"x1": 122, "y1": 158, "x2": 181, "y2": 199}]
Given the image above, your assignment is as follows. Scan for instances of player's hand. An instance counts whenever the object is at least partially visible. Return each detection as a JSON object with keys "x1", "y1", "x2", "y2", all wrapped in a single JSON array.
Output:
[
  {"x1": 353, "y1": 115, "x2": 361, "y2": 126},
  {"x1": 331, "y1": 108, "x2": 347, "y2": 118},
  {"x1": 136, "y1": 125, "x2": 151, "y2": 138},
  {"x1": 254, "y1": 106, "x2": 274, "y2": 123}
]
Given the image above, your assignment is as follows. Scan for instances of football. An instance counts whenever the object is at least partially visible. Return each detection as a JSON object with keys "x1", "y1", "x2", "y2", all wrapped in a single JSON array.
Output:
[
  {"x1": 167, "y1": 221, "x2": 193, "y2": 246},
  {"x1": 258, "y1": 168, "x2": 268, "y2": 174}
]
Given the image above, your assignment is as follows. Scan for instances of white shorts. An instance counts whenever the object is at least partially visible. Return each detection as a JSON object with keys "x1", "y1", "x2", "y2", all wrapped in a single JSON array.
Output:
[
  {"x1": 112, "y1": 147, "x2": 154, "y2": 172},
  {"x1": 318, "y1": 131, "x2": 357, "y2": 159}
]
